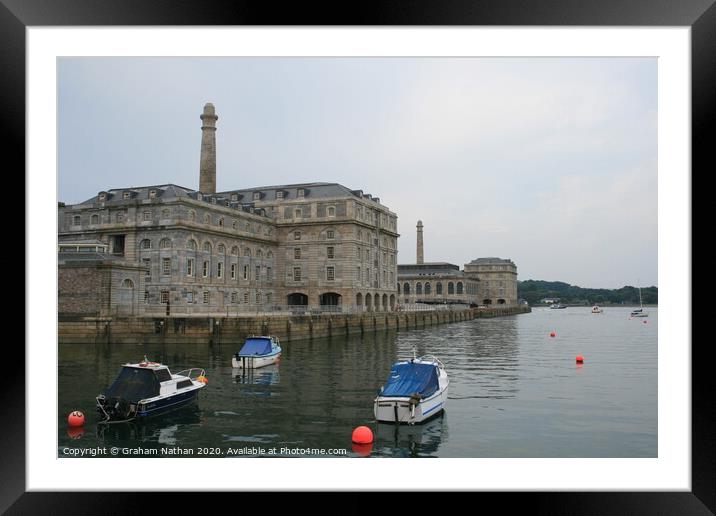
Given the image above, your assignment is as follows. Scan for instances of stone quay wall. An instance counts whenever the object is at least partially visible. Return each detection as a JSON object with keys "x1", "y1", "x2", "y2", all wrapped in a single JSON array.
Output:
[{"x1": 58, "y1": 305, "x2": 531, "y2": 345}]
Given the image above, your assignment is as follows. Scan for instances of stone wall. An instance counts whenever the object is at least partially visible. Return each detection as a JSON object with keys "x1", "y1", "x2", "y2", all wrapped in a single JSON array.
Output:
[{"x1": 58, "y1": 305, "x2": 531, "y2": 344}]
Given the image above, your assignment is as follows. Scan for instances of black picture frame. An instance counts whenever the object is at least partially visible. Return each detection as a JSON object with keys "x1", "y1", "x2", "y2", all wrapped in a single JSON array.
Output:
[{"x1": 4, "y1": 0, "x2": 705, "y2": 513}]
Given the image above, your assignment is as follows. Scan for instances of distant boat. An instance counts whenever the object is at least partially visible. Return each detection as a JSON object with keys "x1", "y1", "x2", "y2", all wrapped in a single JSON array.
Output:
[
  {"x1": 631, "y1": 287, "x2": 649, "y2": 318},
  {"x1": 550, "y1": 304, "x2": 567, "y2": 309},
  {"x1": 591, "y1": 305, "x2": 603, "y2": 314}
]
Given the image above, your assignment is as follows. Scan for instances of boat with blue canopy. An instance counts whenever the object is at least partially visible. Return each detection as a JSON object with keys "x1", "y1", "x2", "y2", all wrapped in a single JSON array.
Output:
[
  {"x1": 374, "y1": 354, "x2": 449, "y2": 424},
  {"x1": 232, "y1": 335, "x2": 282, "y2": 369}
]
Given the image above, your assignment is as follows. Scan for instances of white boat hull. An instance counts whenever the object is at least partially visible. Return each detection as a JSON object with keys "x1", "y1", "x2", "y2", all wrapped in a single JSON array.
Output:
[
  {"x1": 374, "y1": 367, "x2": 449, "y2": 425},
  {"x1": 232, "y1": 352, "x2": 281, "y2": 369}
]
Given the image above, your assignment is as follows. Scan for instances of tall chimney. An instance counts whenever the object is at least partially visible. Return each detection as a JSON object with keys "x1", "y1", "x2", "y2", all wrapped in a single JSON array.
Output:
[
  {"x1": 416, "y1": 220, "x2": 424, "y2": 264},
  {"x1": 199, "y1": 103, "x2": 218, "y2": 194}
]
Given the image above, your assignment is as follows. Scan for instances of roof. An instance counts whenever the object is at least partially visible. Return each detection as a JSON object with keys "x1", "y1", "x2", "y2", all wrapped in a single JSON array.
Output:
[
  {"x1": 397, "y1": 263, "x2": 464, "y2": 277},
  {"x1": 468, "y1": 257, "x2": 515, "y2": 265}
]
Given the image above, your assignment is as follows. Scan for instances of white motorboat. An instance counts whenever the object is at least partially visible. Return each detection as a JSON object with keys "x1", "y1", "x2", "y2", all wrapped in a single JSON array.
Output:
[
  {"x1": 232, "y1": 335, "x2": 282, "y2": 369},
  {"x1": 591, "y1": 305, "x2": 603, "y2": 313},
  {"x1": 96, "y1": 356, "x2": 207, "y2": 423},
  {"x1": 374, "y1": 354, "x2": 449, "y2": 425}
]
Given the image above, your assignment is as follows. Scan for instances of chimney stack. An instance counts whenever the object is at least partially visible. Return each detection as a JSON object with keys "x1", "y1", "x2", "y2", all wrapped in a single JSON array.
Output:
[
  {"x1": 199, "y1": 103, "x2": 218, "y2": 194},
  {"x1": 416, "y1": 220, "x2": 424, "y2": 264}
]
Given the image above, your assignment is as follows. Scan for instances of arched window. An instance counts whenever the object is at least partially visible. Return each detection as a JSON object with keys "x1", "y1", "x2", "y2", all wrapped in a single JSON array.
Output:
[
  {"x1": 425, "y1": 282, "x2": 431, "y2": 295},
  {"x1": 257, "y1": 250, "x2": 263, "y2": 259},
  {"x1": 416, "y1": 283, "x2": 423, "y2": 295},
  {"x1": 457, "y1": 282, "x2": 464, "y2": 294},
  {"x1": 217, "y1": 244, "x2": 225, "y2": 254},
  {"x1": 90, "y1": 214, "x2": 99, "y2": 224},
  {"x1": 120, "y1": 279, "x2": 134, "y2": 289},
  {"x1": 140, "y1": 239, "x2": 151, "y2": 250},
  {"x1": 187, "y1": 239, "x2": 197, "y2": 250},
  {"x1": 203, "y1": 242, "x2": 212, "y2": 253},
  {"x1": 231, "y1": 246, "x2": 239, "y2": 256},
  {"x1": 267, "y1": 251, "x2": 273, "y2": 260},
  {"x1": 218, "y1": 218, "x2": 224, "y2": 227},
  {"x1": 448, "y1": 282, "x2": 455, "y2": 295},
  {"x1": 244, "y1": 248, "x2": 252, "y2": 257},
  {"x1": 159, "y1": 238, "x2": 172, "y2": 249},
  {"x1": 204, "y1": 214, "x2": 211, "y2": 224},
  {"x1": 436, "y1": 282, "x2": 443, "y2": 295},
  {"x1": 403, "y1": 283, "x2": 410, "y2": 295}
]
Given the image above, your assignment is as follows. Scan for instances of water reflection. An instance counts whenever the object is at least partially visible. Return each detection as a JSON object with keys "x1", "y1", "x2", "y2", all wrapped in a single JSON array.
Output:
[
  {"x1": 373, "y1": 413, "x2": 449, "y2": 457},
  {"x1": 95, "y1": 405, "x2": 203, "y2": 446}
]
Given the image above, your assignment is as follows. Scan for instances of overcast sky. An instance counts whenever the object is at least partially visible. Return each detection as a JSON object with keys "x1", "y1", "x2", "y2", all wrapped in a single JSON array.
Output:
[{"x1": 58, "y1": 57, "x2": 657, "y2": 289}]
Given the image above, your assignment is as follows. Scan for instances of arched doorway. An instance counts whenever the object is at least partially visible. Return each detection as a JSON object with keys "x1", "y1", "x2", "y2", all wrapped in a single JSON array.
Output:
[
  {"x1": 118, "y1": 278, "x2": 135, "y2": 315},
  {"x1": 389, "y1": 294, "x2": 396, "y2": 310},
  {"x1": 382, "y1": 294, "x2": 388, "y2": 311},
  {"x1": 287, "y1": 293, "x2": 308, "y2": 306},
  {"x1": 319, "y1": 292, "x2": 342, "y2": 312},
  {"x1": 356, "y1": 292, "x2": 363, "y2": 311},
  {"x1": 365, "y1": 293, "x2": 373, "y2": 311},
  {"x1": 497, "y1": 298, "x2": 506, "y2": 304},
  {"x1": 483, "y1": 298, "x2": 492, "y2": 305}
]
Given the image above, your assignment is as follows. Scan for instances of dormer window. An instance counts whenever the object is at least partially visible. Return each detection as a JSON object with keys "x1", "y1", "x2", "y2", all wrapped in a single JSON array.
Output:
[
  {"x1": 123, "y1": 191, "x2": 131, "y2": 200},
  {"x1": 231, "y1": 193, "x2": 239, "y2": 201},
  {"x1": 98, "y1": 192, "x2": 107, "y2": 201},
  {"x1": 297, "y1": 188, "x2": 305, "y2": 198},
  {"x1": 197, "y1": 193, "x2": 203, "y2": 201},
  {"x1": 276, "y1": 191, "x2": 284, "y2": 200},
  {"x1": 149, "y1": 189, "x2": 157, "y2": 199},
  {"x1": 253, "y1": 192, "x2": 261, "y2": 201}
]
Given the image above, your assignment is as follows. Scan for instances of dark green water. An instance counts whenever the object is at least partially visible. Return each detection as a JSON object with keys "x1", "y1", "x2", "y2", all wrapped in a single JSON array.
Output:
[{"x1": 58, "y1": 307, "x2": 657, "y2": 457}]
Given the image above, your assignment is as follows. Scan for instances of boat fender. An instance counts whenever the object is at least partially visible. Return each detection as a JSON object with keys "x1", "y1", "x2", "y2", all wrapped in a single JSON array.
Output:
[{"x1": 409, "y1": 393, "x2": 421, "y2": 406}]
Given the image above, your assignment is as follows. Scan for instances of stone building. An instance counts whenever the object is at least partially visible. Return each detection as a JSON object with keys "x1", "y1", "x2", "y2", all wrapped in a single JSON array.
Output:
[
  {"x1": 58, "y1": 103, "x2": 399, "y2": 316},
  {"x1": 464, "y1": 257, "x2": 519, "y2": 305},
  {"x1": 397, "y1": 222, "x2": 519, "y2": 307}
]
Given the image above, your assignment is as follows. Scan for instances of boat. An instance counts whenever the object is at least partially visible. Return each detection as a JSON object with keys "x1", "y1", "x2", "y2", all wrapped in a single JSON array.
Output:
[
  {"x1": 374, "y1": 353, "x2": 449, "y2": 425},
  {"x1": 232, "y1": 335, "x2": 282, "y2": 369},
  {"x1": 550, "y1": 304, "x2": 567, "y2": 309},
  {"x1": 96, "y1": 356, "x2": 207, "y2": 423},
  {"x1": 591, "y1": 305, "x2": 603, "y2": 313},
  {"x1": 630, "y1": 287, "x2": 649, "y2": 318}
]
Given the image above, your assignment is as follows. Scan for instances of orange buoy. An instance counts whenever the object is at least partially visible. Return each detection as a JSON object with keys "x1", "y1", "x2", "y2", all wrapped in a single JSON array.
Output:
[
  {"x1": 576, "y1": 355, "x2": 584, "y2": 364},
  {"x1": 550, "y1": 331, "x2": 556, "y2": 337},
  {"x1": 352, "y1": 442, "x2": 373, "y2": 457},
  {"x1": 352, "y1": 425, "x2": 374, "y2": 444},
  {"x1": 67, "y1": 411, "x2": 85, "y2": 427},
  {"x1": 197, "y1": 375, "x2": 209, "y2": 384}
]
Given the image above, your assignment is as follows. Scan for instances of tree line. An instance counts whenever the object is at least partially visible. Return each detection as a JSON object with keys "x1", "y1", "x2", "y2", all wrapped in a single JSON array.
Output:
[{"x1": 518, "y1": 280, "x2": 658, "y2": 306}]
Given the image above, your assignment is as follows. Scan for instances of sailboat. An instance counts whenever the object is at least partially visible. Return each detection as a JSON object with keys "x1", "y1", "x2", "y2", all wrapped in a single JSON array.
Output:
[{"x1": 630, "y1": 286, "x2": 648, "y2": 318}]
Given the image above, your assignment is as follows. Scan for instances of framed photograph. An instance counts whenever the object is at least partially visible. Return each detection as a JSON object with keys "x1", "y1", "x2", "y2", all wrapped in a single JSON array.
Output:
[{"x1": 7, "y1": 0, "x2": 706, "y2": 512}]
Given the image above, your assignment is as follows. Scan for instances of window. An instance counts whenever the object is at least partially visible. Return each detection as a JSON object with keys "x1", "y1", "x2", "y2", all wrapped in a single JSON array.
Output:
[
  {"x1": 357, "y1": 267, "x2": 361, "y2": 281},
  {"x1": 243, "y1": 265, "x2": 249, "y2": 280},
  {"x1": 425, "y1": 282, "x2": 431, "y2": 295},
  {"x1": 366, "y1": 268, "x2": 370, "y2": 284},
  {"x1": 160, "y1": 290, "x2": 169, "y2": 304},
  {"x1": 203, "y1": 291, "x2": 210, "y2": 304},
  {"x1": 294, "y1": 248, "x2": 301, "y2": 259},
  {"x1": 143, "y1": 211, "x2": 151, "y2": 221},
  {"x1": 436, "y1": 282, "x2": 443, "y2": 295},
  {"x1": 91, "y1": 214, "x2": 99, "y2": 224},
  {"x1": 217, "y1": 244, "x2": 225, "y2": 254},
  {"x1": 244, "y1": 292, "x2": 249, "y2": 304},
  {"x1": 203, "y1": 261, "x2": 210, "y2": 278},
  {"x1": 144, "y1": 290, "x2": 149, "y2": 303},
  {"x1": 123, "y1": 191, "x2": 131, "y2": 200},
  {"x1": 328, "y1": 206, "x2": 335, "y2": 217},
  {"x1": 267, "y1": 251, "x2": 273, "y2": 260},
  {"x1": 162, "y1": 209, "x2": 170, "y2": 218},
  {"x1": 187, "y1": 258, "x2": 194, "y2": 277},
  {"x1": 203, "y1": 242, "x2": 212, "y2": 253},
  {"x1": 231, "y1": 246, "x2": 239, "y2": 255},
  {"x1": 231, "y1": 292, "x2": 238, "y2": 303},
  {"x1": 187, "y1": 239, "x2": 197, "y2": 250},
  {"x1": 294, "y1": 231, "x2": 301, "y2": 240},
  {"x1": 162, "y1": 258, "x2": 171, "y2": 276},
  {"x1": 253, "y1": 192, "x2": 261, "y2": 200},
  {"x1": 276, "y1": 191, "x2": 284, "y2": 199},
  {"x1": 160, "y1": 238, "x2": 172, "y2": 249},
  {"x1": 297, "y1": 188, "x2": 305, "y2": 198},
  {"x1": 99, "y1": 192, "x2": 107, "y2": 201},
  {"x1": 140, "y1": 239, "x2": 151, "y2": 250},
  {"x1": 266, "y1": 293, "x2": 272, "y2": 305},
  {"x1": 232, "y1": 220, "x2": 238, "y2": 230},
  {"x1": 255, "y1": 265, "x2": 260, "y2": 280},
  {"x1": 257, "y1": 250, "x2": 263, "y2": 259},
  {"x1": 448, "y1": 282, "x2": 455, "y2": 295},
  {"x1": 416, "y1": 283, "x2": 423, "y2": 295},
  {"x1": 327, "y1": 246, "x2": 334, "y2": 259},
  {"x1": 142, "y1": 258, "x2": 151, "y2": 279},
  {"x1": 294, "y1": 208, "x2": 302, "y2": 218},
  {"x1": 256, "y1": 291, "x2": 262, "y2": 304},
  {"x1": 457, "y1": 282, "x2": 464, "y2": 294},
  {"x1": 149, "y1": 190, "x2": 157, "y2": 199},
  {"x1": 404, "y1": 283, "x2": 410, "y2": 295},
  {"x1": 217, "y1": 262, "x2": 223, "y2": 279},
  {"x1": 116, "y1": 212, "x2": 125, "y2": 223},
  {"x1": 231, "y1": 263, "x2": 236, "y2": 280},
  {"x1": 327, "y1": 230, "x2": 335, "y2": 239},
  {"x1": 189, "y1": 210, "x2": 196, "y2": 221},
  {"x1": 326, "y1": 266, "x2": 335, "y2": 281},
  {"x1": 187, "y1": 291, "x2": 194, "y2": 303},
  {"x1": 266, "y1": 266, "x2": 272, "y2": 281},
  {"x1": 293, "y1": 267, "x2": 302, "y2": 281},
  {"x1": 218, "y1": 218, "x2": 224, "y2": 227},
  {"x1": 204, "y1": 214, "x2": 211, "y2": 224}
]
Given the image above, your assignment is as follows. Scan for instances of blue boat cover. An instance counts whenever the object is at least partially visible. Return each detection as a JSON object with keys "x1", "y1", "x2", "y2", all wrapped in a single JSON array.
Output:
[
  {"x1": 380, "y1": 361, "x2": 439, "y2": 398},
  {"x1": 238, "y1": 337, "x2": 274, "y2": 356}
]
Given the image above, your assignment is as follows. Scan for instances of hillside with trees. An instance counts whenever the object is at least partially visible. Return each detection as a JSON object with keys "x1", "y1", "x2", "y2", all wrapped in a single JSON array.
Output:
[{"x1": 518, "y1": 280, "x2": 658, "y2": 306}]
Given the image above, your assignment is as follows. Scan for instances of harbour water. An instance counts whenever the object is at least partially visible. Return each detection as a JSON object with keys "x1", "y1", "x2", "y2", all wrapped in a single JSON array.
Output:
[{"x1": 58, "y1": 306, "x2": 657, "y2": 457}]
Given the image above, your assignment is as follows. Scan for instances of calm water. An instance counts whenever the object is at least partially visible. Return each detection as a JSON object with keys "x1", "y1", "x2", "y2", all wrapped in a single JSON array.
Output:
[{"x1": 58, "y1": 307, "x2": 657, "y2": 457}]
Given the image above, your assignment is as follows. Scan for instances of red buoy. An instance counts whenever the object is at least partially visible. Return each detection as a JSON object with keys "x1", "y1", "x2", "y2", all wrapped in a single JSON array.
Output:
[
  {"x1": 576, "y1": 355, "x2": 584, "y2": 364},
  {"x1": 67, "y1": 411, "x2": 85, "y2": 427},
  {"x1": 550, "y1": 331, "x2": 556, "y2": 337},
  {"x1": 352, "y1": 425, "x2": 374, "y2": 444}
]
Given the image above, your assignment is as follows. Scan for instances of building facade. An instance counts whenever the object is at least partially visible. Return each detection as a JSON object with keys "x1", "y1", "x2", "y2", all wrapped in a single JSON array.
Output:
[
  {"x1": 58, "y1": 104, "x2": 399, "y2": 316},
  {"x1": 464, "y1": 257, "x2": 519, "y2": 305}
]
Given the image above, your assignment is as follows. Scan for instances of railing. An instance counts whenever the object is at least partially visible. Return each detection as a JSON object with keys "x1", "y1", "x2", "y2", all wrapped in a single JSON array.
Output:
[{"x1": 175, "y1": 368, "x2": 206, "y2": 380}]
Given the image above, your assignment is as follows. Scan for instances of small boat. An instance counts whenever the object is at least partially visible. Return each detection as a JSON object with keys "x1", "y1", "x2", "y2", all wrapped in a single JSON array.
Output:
[
  {"x1": 96, "y1": 356, "x2": 207, "y2": 423},
  {"x1": 591, "y1": 305, "x2": 603, "y2": 313},
  {"x1": 374, "y1": 354, "x2": 449, "y2": 425},
  {"x1": 550, "y1": 304, "x2": 567, "y2": 309},
  {"x1": 232, "y1": 335, "x2": 282, "y2": 369},
  {"x1": 631, "y1": 287, "x2": 649, "y2": 317}
]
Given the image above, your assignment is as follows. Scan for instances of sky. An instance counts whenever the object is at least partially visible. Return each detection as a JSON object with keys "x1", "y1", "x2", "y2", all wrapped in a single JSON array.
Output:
[{"x1": 58, "y1": 57, "x2": 657, "y2": 289}]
